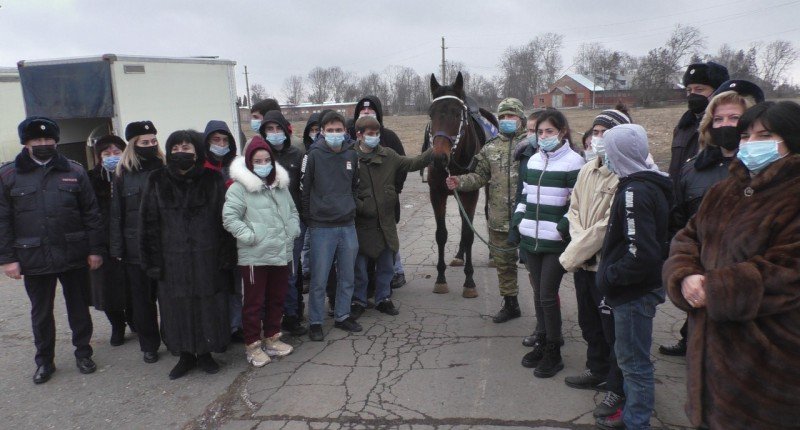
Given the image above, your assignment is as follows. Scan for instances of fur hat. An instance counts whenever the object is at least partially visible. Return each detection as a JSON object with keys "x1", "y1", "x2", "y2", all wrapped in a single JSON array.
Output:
[
  {"x1": 125, "y1": 121, "x2": 157, "y2": 141},
  {"x1": 18, "y1": 117, "x2": 59, "y2": 144},
  {"x1": 497, "y1": 98, "x2": 525, "y2": 119},
  {"x1": 93, "y1": 135, "x2": 127, "y2": 155},
  {"x1": 712, "y1": 79, "x2": 765, "y2": 104},
  {"x1": 683, "y1": 62, "x2": 730, "y2": 89},
  {"x1": 592, "y1": 109, "x2": 631, "y2": 130}
]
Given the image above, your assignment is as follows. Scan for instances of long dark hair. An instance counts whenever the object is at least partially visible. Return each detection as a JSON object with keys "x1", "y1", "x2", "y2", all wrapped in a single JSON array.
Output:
[
  {"x1": 534, "y1": 108, "x2": 572, "y2": 146},
  {"x1": 738, "y1": 101, "x2": 800, "y2": 153}
]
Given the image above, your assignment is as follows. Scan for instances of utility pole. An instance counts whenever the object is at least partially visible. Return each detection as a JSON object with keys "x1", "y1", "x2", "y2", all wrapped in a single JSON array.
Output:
[
  {"x1": 243, "y1": 65, "x2": 251, "y2": 107},
  {"x1": 441, "y1": 37, "x2": 447, "y2": 83}
]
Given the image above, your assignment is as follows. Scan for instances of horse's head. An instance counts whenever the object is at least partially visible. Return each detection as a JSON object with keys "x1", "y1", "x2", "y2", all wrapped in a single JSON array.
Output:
[{"x1": 429, "y1": 72, "x2": 468, "y2": 166}]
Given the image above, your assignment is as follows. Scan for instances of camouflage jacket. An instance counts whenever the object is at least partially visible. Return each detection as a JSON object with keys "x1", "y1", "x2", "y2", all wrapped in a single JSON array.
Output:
[{"x1": 457, "y1": 130, "x2": 527, "y2": 232}]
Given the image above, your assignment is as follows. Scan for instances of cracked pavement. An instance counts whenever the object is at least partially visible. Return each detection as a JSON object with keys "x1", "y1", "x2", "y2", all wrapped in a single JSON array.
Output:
[{"x1": 0, "y1": 173, "x2": 691, "y2": 429}]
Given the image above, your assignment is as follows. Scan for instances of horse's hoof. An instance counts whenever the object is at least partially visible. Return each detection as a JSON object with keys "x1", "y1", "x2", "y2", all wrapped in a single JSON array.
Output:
[
  {"x1": 462, "y1": 287, "x2": 479, "y2": 298},
  {"x1": 433, "y1": 283, "x2": 449, "y2": 294},
  {"x1": 449, "y1": 258, "x2": 464, "y2": 267}
]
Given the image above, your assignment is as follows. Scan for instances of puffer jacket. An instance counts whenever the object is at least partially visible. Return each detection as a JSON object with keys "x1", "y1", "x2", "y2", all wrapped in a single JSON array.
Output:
[
  {"x1": 512, "y1": 141, "x2": 584, "y2": 254},
  {"x1": 223, "y1": 157, "x2": 300, "y2": 266},
  {"x1": 559, "y1": 157, "x2": 618, "y2": 272}
]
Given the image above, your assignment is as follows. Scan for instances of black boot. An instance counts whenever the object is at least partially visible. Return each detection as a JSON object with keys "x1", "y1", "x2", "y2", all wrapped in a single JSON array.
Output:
[
  {"x1": 521, "y1": 334, "x2": 546, "y2": 368},
  {"x1": 492, "y1": 295, "x2": 521, "y2": 323},
  {"x1": 169, "y1": 352, "x2": 197, "y2": 380},
  {"x1": 197, "y1": 353, "x2": 219, "y2": 374},
  {"x1": 534, "y1": 341, "x2": 564, "y2": 378},
  {"x1": 281, "y1": 315, "x2": 308, "y2": 336},
  {"x1": 109, "y1": 324, "x2": 126, "y2": 347},
  {"x1": 658, "y1": 338, "x2": 687, "y2": 356}
]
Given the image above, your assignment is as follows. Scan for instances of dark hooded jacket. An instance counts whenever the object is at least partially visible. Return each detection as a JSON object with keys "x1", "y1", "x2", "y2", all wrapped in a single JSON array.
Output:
[
  {"x1": 302, "y1": 112, "x2": 322, "y2": 151},
  {"x1": 300, "y1": 136, "x2": 359, "y2": 228},
  {"x1": 670, "y1": 146, "x2": 732, "y2": 235},
  {"x1": 0, "y1": 150, "x2": 104, "y2": 275},
  {"x1": 203, "y1": 120, "x2": 237, "y2": 187},
  {"x1": 259, "y1": 111, "x2": 304, "y2": 211},
  {"x1": 668, "y1": 110, "x2": 701, "y2": 188},
  {"x1": 139, "y1": 132, "x2": 234, "y2": 354},
  {"x1": 350, "y1": 96, "x2": 407, "y2": 221},
  {"x1": 88, "y1": 164, "x2": 127, "y2": 311}
]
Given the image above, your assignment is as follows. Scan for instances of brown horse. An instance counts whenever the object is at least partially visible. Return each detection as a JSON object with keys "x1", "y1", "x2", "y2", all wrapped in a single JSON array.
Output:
[{"x1": 426, "y1": 72, "x2": 495, "y2": 298}]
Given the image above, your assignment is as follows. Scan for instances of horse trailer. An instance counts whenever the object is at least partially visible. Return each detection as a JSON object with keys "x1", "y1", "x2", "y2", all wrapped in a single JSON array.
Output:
[
  {"x1": 0, "y1": 67, "x2": 26, "y2": 163},
  {"x1": 15, "y1": 54, "x2": 239, "y2": 167}
]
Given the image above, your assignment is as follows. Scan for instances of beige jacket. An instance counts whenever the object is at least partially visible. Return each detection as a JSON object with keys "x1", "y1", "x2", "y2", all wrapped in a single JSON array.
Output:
[{"x1": 559, "y1": 157, "x2": 618, "y2": 272}]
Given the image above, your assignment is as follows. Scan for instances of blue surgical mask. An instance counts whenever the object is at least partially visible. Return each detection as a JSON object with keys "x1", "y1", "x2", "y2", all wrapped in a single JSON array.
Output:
[
  {"x1": 253, "y1": 163, "x2": 273, "y2": 178},
  {"x1": 324, "y1": 132, "x2": 345, "y2": 148},
  {"x1": 527, "y1": 135, "x2": 538, "y2": 149},
  {"x1": 309, "y1": 132, "x2": 318, "y2": 140},
  {"x1": 102, "y1": 155, "x2": 120, "y2": 171},
  {"x1": 538, "y1": 135, "x2": 560, "y2": 152},
  {"x1": 250, "y1": 119, "x2": 262, "y2": 132},
  {"x1": 363, "y1": 135, "x2": 380, "y2": 148},
  {"x1": 266, "y1": 132, "x2": 285, "y2": 148},
  {"x1": 499, "y1": 119, "x2": 518, "y2": 134},
  {"x1": 737, "y1": 140, "x2": 783, "y2": 173},
  {"x1": 208, "y1": 144, "x2": 230, "y2": 157},
  {"x1": 604, "y1": 153, "x2": 617, "y2": 175}
]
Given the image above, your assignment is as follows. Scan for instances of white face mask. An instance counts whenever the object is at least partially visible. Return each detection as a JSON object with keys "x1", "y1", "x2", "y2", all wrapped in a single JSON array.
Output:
[
  {"x1": 584, "y1": 148, "x2": 598, "y2": 162},
  {"x1": 591, "y1": 136, "x2": 605, "y2": 156}
]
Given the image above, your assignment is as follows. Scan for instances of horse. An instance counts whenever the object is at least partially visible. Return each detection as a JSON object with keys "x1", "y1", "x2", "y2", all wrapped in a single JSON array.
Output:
[{"x1": 426, "y1": 71, "x2": 498, "y2": 298}]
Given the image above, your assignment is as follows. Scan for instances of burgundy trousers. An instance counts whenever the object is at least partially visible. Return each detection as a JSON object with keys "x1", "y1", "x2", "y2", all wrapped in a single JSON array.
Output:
[{"x1": 240, "y1": 265, "x2": 290, "y2": 345}]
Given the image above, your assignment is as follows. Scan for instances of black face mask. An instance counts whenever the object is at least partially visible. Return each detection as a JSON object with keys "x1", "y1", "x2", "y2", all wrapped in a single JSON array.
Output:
[
  {"x1": 135, "y1": 145, "x2": 160, "y2": 160},
  {"x1": 168, "y1": 152, "x2": 196, "y2": 171},
  {"x1": 30, "y1": 144, "x2": 57, "y2": 161},
  {"x1": 687, "y1": 93, "x2": 710, "y2": 115},
  {"x1": 709, "y1": 126, "x2": 740, "y2": 151}
]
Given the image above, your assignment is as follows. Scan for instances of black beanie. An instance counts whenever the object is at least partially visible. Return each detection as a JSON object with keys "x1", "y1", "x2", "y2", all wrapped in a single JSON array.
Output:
[
  {"x1": 18, "y1": 117, "x2": 60, "y2": 144},
  {"x1": 93, "y1": 135, "x2": 127, "y2": 155},
  {"x1": 592, "y1": 109, "x2": 631, "y2": 130},
  {"x1": 682, "y1": 62, "x2": 729, "y2": 89},
  {"x1": 125, "y1": 121, "x2": 157, "y2": 141},
  {"x1": 712, "y1": 79, "x2": 765, "y2": 103}
]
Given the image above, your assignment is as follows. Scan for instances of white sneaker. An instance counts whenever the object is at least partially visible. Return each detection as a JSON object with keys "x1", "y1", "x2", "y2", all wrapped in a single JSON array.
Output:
[
  {"x1": 263, "y1": 333, "x2": 293, "y2": 357},
  {"x1": 246, "y1": 341, "x2": 270, "y2": 367}
]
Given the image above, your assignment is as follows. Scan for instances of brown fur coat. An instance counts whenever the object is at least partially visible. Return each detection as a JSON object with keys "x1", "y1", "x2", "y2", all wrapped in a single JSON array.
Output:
[{"x1": 663, "y1": 155, "x2": 800, "y2": 429}]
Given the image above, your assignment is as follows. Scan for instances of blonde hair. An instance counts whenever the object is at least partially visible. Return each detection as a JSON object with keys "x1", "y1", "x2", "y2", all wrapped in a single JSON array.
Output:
[
  {"x1": 116, "y1": 135, "x2": 165, "y2": 175},
  {"x1": 698, "y1": 90, "x2": 757, "y2": 150}
]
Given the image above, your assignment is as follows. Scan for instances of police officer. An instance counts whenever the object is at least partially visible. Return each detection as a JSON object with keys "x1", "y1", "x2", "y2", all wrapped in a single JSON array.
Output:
[{"x1": 0, "y1": 117, "x2": 104, "y2": 384}]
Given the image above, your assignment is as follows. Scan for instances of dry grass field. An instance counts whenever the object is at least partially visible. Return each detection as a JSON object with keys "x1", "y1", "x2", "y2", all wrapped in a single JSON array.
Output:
[{"x1": 288, "y1": 104, "x2": 688, "y2": 170}]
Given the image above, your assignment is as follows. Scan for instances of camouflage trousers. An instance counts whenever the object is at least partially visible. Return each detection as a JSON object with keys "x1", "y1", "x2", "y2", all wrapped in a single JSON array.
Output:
[{"x1": 488, "y1": 229, "x2": 518, "y2": 296}]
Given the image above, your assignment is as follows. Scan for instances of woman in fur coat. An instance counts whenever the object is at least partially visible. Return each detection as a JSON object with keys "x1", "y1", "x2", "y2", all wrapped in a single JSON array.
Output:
[
  {"x1": 222, "y1": 137, "x2": 300, "y2": 367},
  {"x1": 663, "y1": 101, "x2": 800, "y2": 429},
  {"x1": 139, "y1": 130, "x2": 235, "y2": 380}
]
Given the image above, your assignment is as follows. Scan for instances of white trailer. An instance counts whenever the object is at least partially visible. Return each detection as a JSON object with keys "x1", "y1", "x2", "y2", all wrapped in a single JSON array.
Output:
[
  {"x1": 0, "y1": 67, "x2": 26, "y2": 163},
  {"x1": 16, "y1": 54, "x2": 240, "y2": 167}
]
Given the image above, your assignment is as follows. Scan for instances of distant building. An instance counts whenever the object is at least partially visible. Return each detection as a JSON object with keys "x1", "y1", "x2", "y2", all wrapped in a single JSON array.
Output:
[
  {"x1": 533, "y1": 73, "x2": 637, "y2": 109},
  {"x1": 280, "y1": 101, "x2": 358, "y2": 121}
]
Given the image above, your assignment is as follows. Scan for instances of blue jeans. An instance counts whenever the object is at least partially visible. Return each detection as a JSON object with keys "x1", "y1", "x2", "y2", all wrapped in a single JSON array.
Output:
[
  {"x1": 393, "y1": 251, "x2": 404, "y2": 275},
  {"x1": 354, "y1": 249, "x2": 394, "y2": 305},
  {"x1": 614, "y1": 288, "x2": 666, "y2": 430},
  {"x1": 284, "y1": 221, "x2": 307, "y2": 317},
  {"x1": 228, "y1": 269, "x2": 243, "y2": 332},
  {"x1": 308, "y1": 226, "x2": 358, "y2": 325}
]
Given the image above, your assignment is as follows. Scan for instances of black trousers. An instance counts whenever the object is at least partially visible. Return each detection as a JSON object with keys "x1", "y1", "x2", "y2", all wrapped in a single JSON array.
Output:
[
  {"x1": 523, "y1": 251, "x2": 565, "y2": 343},
  {"x1": 125, "y1": 263, "x2": 161, "y2": 353},
  {"x1": 24, "y1": 267, "x2": 93, "y2": 366},
  {"x1": 574, "y1": 269, "x2": 624, "y2": 395}
]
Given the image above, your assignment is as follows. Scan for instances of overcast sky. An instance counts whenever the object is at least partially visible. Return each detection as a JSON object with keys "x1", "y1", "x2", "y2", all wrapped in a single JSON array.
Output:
[{"x1": 2, "y1": 0, "x2": 799, "y2": 103}]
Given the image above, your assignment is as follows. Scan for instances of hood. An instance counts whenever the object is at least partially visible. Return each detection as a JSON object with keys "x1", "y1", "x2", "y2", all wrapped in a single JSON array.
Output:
[
  {"x1": 165, "y1": 129, "x2": 206, "y2": 175},
  {"x1": 203, "y1": 120, "x2": 237, "y2": 165},
  {"x1": 258, "y1": 110, "x2": 293, "y2": 153},
  {"x1": 230, "y1": 154, "x2": 290, "y2": 193},
  {"x1": 354, "y1": 95, "x2": 384, "y2": 124},
  {"x1": 303, "y1": 112, "x2": 322, "y2": 148},
  {"x1": 604, "y1": 124, "x2": 666, "y2": 178},
  {"x1": 243, "y1": 136, "x2": 278, "y2": 185}
]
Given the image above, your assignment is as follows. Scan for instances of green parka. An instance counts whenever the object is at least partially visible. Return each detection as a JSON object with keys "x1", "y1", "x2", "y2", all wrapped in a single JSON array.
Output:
[{"x1": 355, "y1": 144, "x2": 432, "y2": 258}]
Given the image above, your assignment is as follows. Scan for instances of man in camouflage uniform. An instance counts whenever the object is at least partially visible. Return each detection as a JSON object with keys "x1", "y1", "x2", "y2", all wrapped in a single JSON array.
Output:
[{"x1": 446, "y1": 98, "x2": 526, "y2": 323}]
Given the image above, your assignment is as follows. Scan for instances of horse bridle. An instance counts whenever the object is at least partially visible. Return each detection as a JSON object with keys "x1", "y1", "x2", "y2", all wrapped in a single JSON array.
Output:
[{"x1": 428, "y1": 95, "x2": 469, "y2": 153}]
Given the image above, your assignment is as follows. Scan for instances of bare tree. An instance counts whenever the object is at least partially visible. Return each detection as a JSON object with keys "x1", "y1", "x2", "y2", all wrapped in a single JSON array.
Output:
[
  {"x1": 250, "y1": 83, "x2": 268, "y2": 104},
  {"x1": 387, "y1": 66, "x2": 420, "y2": 113},
  {"x1": 499, "y1": 41, "x2": 542, "y2": 102},
  {"x1": 759, "y1": 40, "x2": 799, "y2": 89},
  {"x1": 357, "y1": 72, "x2": 391, "y2": 112},
  {"x1": 466, "y1": 73, "x2": 499, "y2": 109},
  {"x1": 327, "y1": 67, "x2": 358, "y2": 102},
  {"x1": 281, "y1": 75, "x2": 305, "y2": 105},
  {"x1": 306, "y1": 67, "x2": 331, "y2": 104},
  {"x1": 710, "y1": 44, "x2": 760, "y2": 83},
  {"x1": 538, "y1": 33, "x2": 565, "y2": 87}
]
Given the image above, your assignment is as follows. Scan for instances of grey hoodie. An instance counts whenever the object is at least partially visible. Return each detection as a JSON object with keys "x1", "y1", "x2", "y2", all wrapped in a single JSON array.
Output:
[
  {"x1": 603, "y1": 124, "x2": 666, "y2": 178},
  {"x1": 300, "y1": 137, "x2": 360, "y2": 227}
]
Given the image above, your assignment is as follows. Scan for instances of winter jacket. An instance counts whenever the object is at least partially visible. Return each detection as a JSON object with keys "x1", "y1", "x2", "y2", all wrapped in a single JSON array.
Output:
[
  {"x1": 457, "y1": 129, "x2": 527, "y2": 232},
  {"x1": 596, "y1": 171, "x2": 672, "y2": 306},
  {"x1": 223, "y1": 158, "x2": 300, "y2": 266},
  {"x1": 109, "y1": 157, "x2": 163, "y2": 264},
  {"x1": 663, "y1": 155, "x2": 800, "y2": 430},
  {"x1": 670, "y1": 146, "x2": 732, "y2": 235},
  {"x1": 88, "y1": 165, "x2": 114, "y2": 256},
  {"x1": 300, "y1": 138, "x2": 359, "y2": 228},
  {"x1": 302, "y1": 113, "x2": 321, "y2": 151},
  {"x1": 668, "y1": 110, "x2": 701, "y2": 187},
  {"x1": 203, "y1": 120, "x2": 238, "y2": 188},
  {"x1": 559, "y1": 157, "x2": 618, "y2": 272},
  {"x1": 355, "y1": 145, "x2": 432, "y2": 258},
  {"x1": 511, "y1": 141, "x2": 584, "y2": 254},
  {"x1": 260, "y1": 110, "x2": 304, "y2": 211},
  {"x1": 0, "y1": 150, "x2": 104, "y2": 275},
  {"x1": 88, "y1": 165, "x2": 127, "y2": 311}
]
